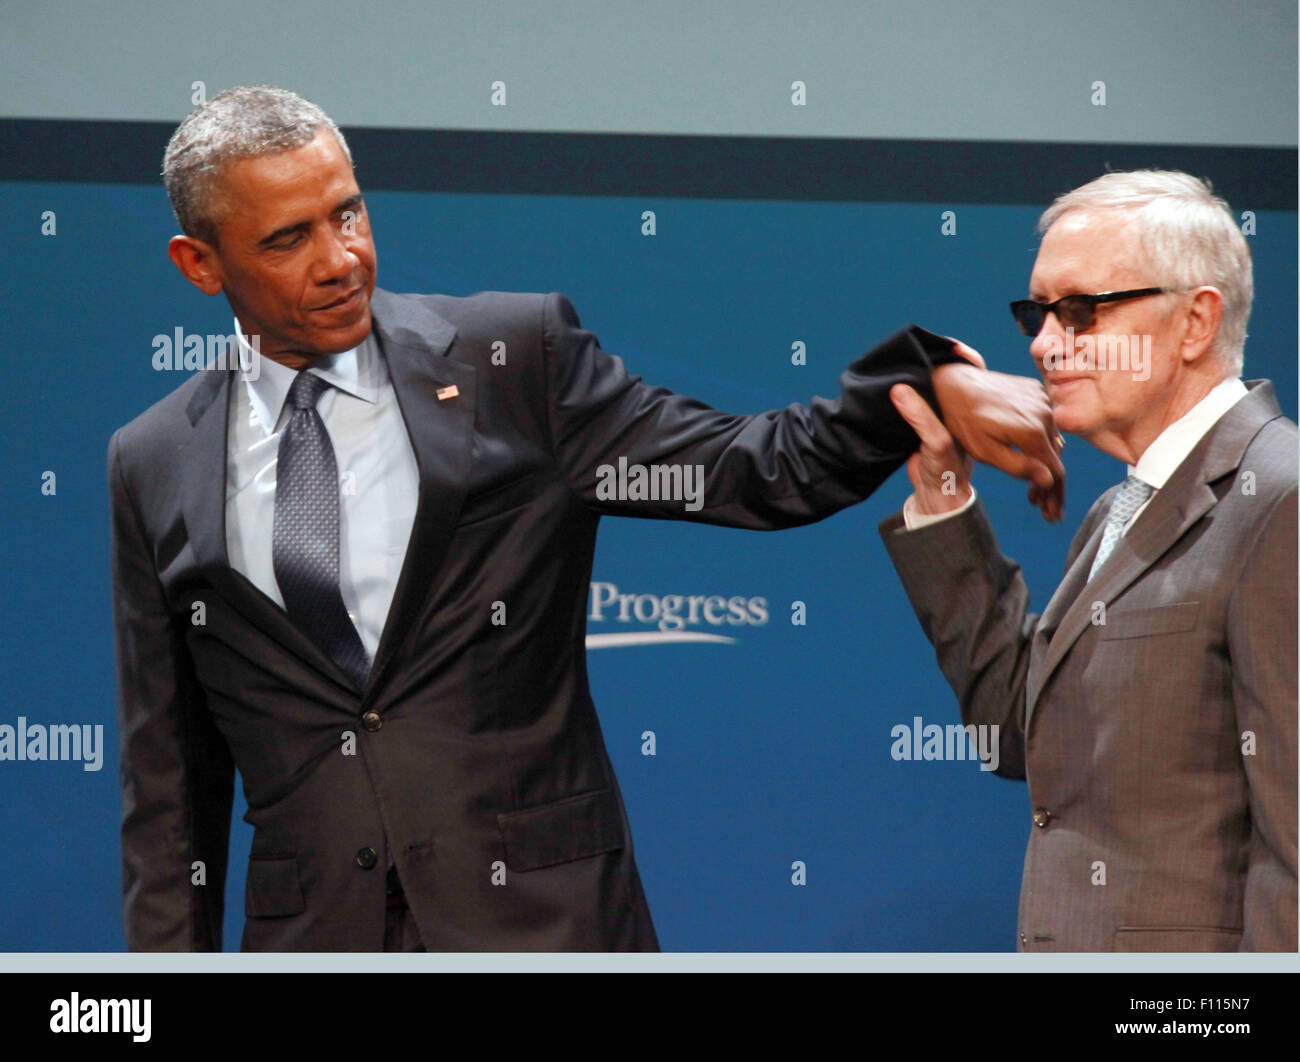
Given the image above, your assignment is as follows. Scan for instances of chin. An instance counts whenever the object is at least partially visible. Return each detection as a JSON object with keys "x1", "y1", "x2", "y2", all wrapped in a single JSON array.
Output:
[
  {"x1": 1050, "y1": 413, "x2": 1092, "y2": 441},
  {"x1": 1050, "y1": 404, "x2": 1091, "y2": 438},
  {"x1": 316, "y1": 311, "x2": 372, "y2": 353},
  {"x1": 1052, "y1": 406, "x2": 1075, "y2": 432}
]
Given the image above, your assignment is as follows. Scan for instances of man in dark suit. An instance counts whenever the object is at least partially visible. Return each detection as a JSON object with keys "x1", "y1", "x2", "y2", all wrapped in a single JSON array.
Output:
[
  {"x1": 111, "y1": 85, "x2": 1065, "y2": 951},
  {"x1": 880, "y1": 170, "x2": 1296, "y2": 951}
]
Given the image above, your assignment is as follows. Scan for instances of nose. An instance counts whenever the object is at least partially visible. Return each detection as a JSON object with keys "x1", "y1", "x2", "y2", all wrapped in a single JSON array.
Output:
[
  {"x1": 311, "y1": 224, "x2": 358, "y2": 284},
  {"x1": 1029, "y1": 309, "x2": 1068, "y2": 368}
]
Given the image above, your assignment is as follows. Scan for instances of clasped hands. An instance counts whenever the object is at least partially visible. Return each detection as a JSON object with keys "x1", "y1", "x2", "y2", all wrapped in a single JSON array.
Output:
[{"x1": 898, "y1": 340, "x2": 1065, "y2": 522}]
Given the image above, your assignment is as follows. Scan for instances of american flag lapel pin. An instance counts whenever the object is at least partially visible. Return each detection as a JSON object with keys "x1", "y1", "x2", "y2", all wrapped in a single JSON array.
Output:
[{"x1": 436, "y1": 384, "x2": 460, "y2": 401}]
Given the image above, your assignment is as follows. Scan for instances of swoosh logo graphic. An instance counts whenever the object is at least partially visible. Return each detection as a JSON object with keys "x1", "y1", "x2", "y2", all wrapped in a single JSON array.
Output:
[{"x1": 584, "y1": 631, "x2": 739, "y2": 649}]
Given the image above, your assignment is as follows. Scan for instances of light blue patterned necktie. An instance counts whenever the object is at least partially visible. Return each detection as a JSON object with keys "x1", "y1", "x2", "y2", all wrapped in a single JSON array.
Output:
[{"x1": 1088, "y1": 474, "x2": 1154, "y2": 580}]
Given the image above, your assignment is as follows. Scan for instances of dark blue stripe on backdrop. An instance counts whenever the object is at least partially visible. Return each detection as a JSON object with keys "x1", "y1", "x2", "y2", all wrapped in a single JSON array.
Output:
[{"x1": 0, "y1": 118, "x2": 1293, "y2": 207}]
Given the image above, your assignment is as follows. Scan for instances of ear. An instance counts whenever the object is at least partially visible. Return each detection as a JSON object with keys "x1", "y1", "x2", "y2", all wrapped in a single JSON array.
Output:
[
  {"x1": 1180, "y1": 286, "x2": 1223, "y2": 365},
  {"x1": 167, "y1": 234, "x2": 225, "y2": 296}
]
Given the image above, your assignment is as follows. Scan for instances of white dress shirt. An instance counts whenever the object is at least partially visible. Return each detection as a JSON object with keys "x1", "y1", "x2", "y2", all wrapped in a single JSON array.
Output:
[
  {"x1": 1124, "y1": 376, "x2": 1248, "y2": 525},
  {"x1": 902, "y1": 376, "x2": 1249, "y2": 534},
  {"x1": 225, "y1": 318, "x2": 419, "y2": 662}
]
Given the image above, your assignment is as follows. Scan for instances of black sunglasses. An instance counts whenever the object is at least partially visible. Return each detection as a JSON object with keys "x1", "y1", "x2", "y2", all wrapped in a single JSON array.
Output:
[{"x1": 1009, "y1": 287, "x2": 1173, "y2": 336}]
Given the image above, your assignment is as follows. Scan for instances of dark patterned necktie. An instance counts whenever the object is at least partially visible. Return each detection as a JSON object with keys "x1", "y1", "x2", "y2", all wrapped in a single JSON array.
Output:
[{"x1": 272, "y1": 371, "x2": 370, "y2": 688}]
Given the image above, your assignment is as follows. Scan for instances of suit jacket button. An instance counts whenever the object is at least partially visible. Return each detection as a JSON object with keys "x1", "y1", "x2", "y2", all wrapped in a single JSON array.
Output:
[
  {"x1": 362, "y1": 710, "x2": 383, "y2": 732},
  {"x1": 1032, "y1": 807, "x2": 1053, "y2": 828},
  {"x1": 356, "y1": 847, "x2": 378, "y2": 870},
  {"x1": 1019, "y1": 932, "x2": 1028, "y2": 949}
]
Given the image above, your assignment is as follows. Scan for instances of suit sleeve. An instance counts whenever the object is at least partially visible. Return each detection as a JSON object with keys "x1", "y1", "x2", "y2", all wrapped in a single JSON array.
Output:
[
  {"x1": 539, "y1": 291, "x2": 965, "y2": 528},
  {"x1": 876, "y1": 491, "x2": 1112, "y2": 780},
  {"x1": 876, "y1": 500, "x2": 1037, "y2": 778},
  {"x1": 1227, "y1": 483, "x2": 1298, "y2": 951},
  {"x1": 109, "y1": 430, "x2": 234, "y2": 951}
]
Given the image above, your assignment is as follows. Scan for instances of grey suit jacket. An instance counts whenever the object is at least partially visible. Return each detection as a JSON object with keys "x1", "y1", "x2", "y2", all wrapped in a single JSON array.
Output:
[{"x1": 879, "y1": 380, "x2": 1297, "y2": 951}]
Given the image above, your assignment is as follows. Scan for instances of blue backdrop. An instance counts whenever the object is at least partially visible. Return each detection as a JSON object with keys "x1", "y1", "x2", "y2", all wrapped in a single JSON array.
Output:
[{"x1": 1, "y1": 179, "x2": 1293, "y2": 950}]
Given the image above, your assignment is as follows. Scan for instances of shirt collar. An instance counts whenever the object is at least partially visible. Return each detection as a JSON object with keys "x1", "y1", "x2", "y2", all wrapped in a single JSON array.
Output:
[
  {"x1": 1130, "y1": 376, "x2": 1249, "y2": 489},
  {"x1": 235, "y1": 317, "x2": 381, "y2": 438}
]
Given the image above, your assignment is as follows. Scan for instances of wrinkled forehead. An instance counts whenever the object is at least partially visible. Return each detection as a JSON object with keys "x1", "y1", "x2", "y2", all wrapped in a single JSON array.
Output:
[
  {"x1": 216, "y1": 131, "x2": 355, "y2": 207},
  {"x1": 1030, "y1": 208, "x2": 1148, "y2": 297}
]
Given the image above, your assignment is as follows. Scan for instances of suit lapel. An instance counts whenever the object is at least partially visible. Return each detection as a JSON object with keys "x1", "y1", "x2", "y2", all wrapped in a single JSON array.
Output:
[
  {"x1": 1025, "y1": 380, "x2": 1284, "y2": 719},
  {"x1": 180, "y1": 290, "x2": 479, "y2": 698},
  {"x1": 179, "y1": 364, "x2": 355, "y2": 686},
  {"x1": 1025, "y1": 499, "x2": 1108, "y2": 714},
  {"x1": 362, "y1": 289, "x2": 477, "y2": 699}
]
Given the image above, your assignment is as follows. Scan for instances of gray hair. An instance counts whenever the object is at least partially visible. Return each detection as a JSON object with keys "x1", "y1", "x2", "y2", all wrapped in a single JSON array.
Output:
[
  {"x1": 162, "y1": 85, "x2": 353, "y2": 246},
  {"x1": 1037, "y1": 169, "x2": 1253, "y2": 374}
]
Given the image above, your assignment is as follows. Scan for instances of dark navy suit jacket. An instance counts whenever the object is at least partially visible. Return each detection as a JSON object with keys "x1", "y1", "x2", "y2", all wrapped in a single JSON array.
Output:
[{"x1": 109, "y1": 288, "x2": 959, "y2": 950}]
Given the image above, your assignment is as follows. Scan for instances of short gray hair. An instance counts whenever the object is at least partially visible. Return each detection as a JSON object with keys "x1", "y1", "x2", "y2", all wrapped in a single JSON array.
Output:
[
  {"x1": 162, "y1": 85, "x2": 353, "y2": 246},
  {"x1": 1038, "y1": 169, "x2": 1253, "y2": 374}
]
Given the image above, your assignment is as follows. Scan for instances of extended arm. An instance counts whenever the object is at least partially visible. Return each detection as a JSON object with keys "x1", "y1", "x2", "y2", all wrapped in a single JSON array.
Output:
[{"x1": 540, "y1": 292, "x2": 1060, "y2": 527}]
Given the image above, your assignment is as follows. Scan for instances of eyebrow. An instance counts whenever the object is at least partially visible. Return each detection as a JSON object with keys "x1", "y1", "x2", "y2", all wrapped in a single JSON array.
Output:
[{"x1": 257, "y1": 193, "x2": 365, "y2": 248}]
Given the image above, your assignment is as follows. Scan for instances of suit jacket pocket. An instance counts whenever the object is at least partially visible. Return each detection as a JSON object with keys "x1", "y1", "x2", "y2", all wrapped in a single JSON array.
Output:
[
  {"x1": 245, "y1": 855, "x2": 306, "y2": 918},
  {"x1": 458, "y1": 471, "x2": 543, "y2": 527},
  {"x1": 1114, "y1": 926, "x2": 1241, "y2": 951},
  {"x1": 1099, "y1": 601, "x2": 1200, "y2": 641},
  {"x1": 497, "y1": 788, "x2": 624, "y2": 871}
]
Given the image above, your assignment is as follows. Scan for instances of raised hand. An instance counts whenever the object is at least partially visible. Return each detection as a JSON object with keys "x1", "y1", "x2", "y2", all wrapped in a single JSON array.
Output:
[
  {"x1": 928, "y1": 353, "x2": 1065, "y2": 522},
  {"x1": 889, "y1": 384, "x2": 973, "y2": 516}
]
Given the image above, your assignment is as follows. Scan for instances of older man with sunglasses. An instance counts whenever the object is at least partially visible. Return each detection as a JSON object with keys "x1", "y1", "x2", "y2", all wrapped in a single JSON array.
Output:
[{"x1": 878, "y1": 170, "x2": 1297, "y2": 952}]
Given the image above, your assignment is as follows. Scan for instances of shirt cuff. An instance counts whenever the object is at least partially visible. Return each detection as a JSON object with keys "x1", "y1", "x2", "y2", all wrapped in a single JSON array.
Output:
[{"x1": 902, "y1": 485, "x2": 977, "y2": 530}]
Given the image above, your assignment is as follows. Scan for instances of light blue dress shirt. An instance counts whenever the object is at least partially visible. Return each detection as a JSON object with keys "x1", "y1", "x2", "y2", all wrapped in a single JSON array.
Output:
[{"x1": 225, "y1": 319, "x2": 419, "y2": 664}]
